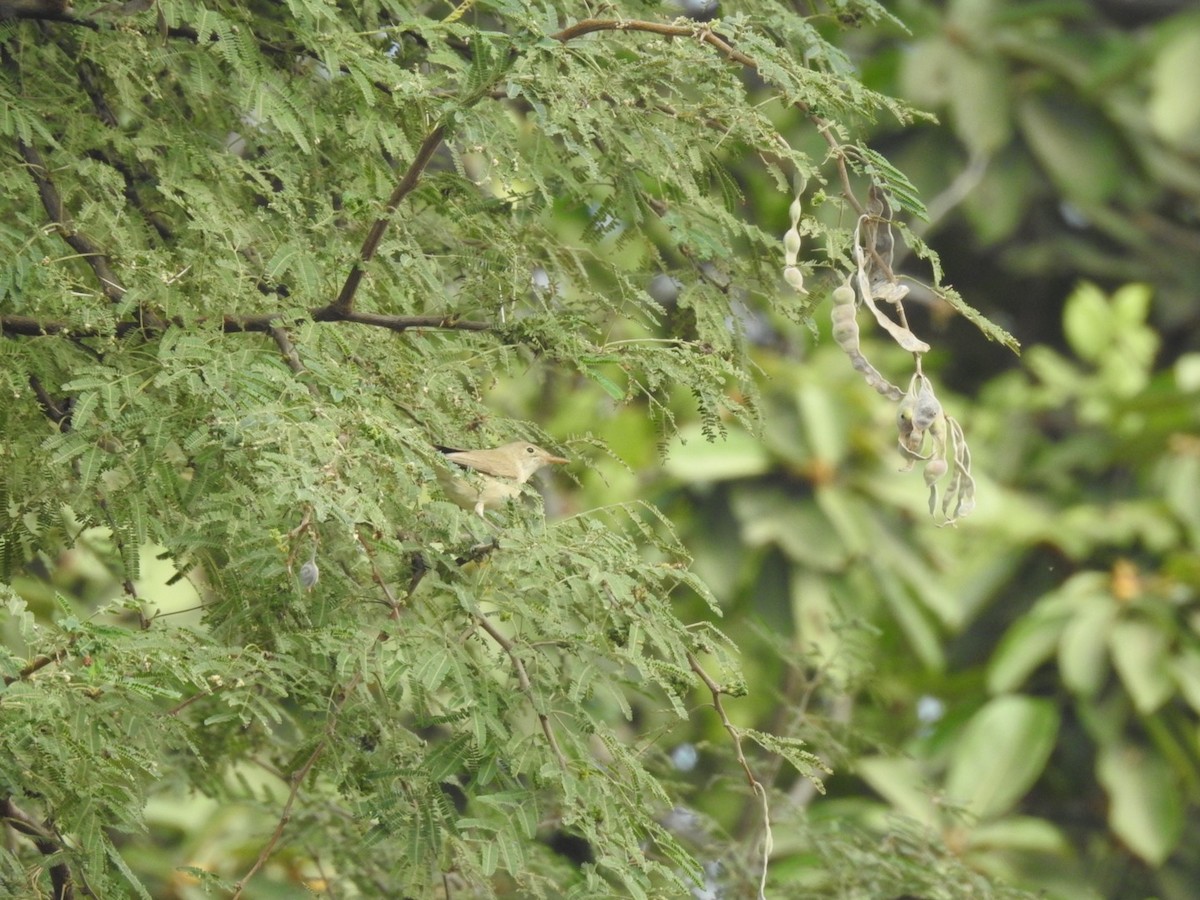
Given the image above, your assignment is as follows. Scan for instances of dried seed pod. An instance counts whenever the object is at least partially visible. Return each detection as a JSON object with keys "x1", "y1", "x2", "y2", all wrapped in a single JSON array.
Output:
[
  {"x1": 300, "y1": 558, "x2": 319, "y2": 590},
  {"x1": 866, "y1": 184, "x2": 895, "y2": 263},
  {"x1": 912, "y1": 377, "x2": 942, "y2": 433},
  {"x1": 933, "y1": 417, "x2": 976, "y2": 525},
  {"x1": 852, "y1": 238, "x2": 930, "y2": 354},
  {"x1": 923, "y1": 457, "x2": 948, "y2": 486},
  {"x1": 831, "y1": 279, "x2": 902, "y2": 400}
]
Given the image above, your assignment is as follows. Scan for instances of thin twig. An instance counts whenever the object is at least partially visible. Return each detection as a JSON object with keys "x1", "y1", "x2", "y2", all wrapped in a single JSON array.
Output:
[
  {"x1": 230, "y1": 673, "x2": 362, "y2": 900},
  {"x1": 687, "y1": 651, "x2": 772, "y2": 900},
  {"x1": 3, "y1": 646, "x2": 71, "y2": 686},
  {"x1": 474, "y1": 613, "x2": 568, "y2": 769},
  {"x1": 552, "y1": 18, "x2": 756, "y2": 69},
  {"x1": 353, "y1": 527, "x2": 402, "y2": 616}
]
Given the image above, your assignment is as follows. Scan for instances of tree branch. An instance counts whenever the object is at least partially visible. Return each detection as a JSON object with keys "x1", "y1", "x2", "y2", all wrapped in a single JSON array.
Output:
[
  {"x1": 1, "y1": 796, "x2": 74, "y2": 900},
  {"x1": 331, "y1": 124, "x2": 447, "y2": 316},
  {"x1": 17, "y1": 139, "x2": 126, "y2": 304},
  {"x1": 552, "y1": 18, "x2": 756, "y2": 69},
  {"x1": 230, "y1": 673, "x2": 362, "y2": 900},
  {"x1": 16, "y1": 138, "x2": 168, "y2": 331},
  {"x1": 688, "y1": 651, "x2": 772, "y2": 900},
  {"x1": 2, "y1": 645, "x2": 71, "y2": 686},
  {"x1": 475, "y1": 613, "x2": 569, "y2": 769},
  {"x1": 1, "y1": 310, "x2": 490, "y2": 339},
  {"x1": 551, "y1": 18, "x2": 870, "y2": 217}
]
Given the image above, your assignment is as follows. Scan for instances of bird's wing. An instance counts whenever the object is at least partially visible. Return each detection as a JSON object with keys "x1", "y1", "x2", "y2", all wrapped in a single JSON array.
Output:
[{"x1": 435, "y1": 446, "x2": 519, "y2": 479}]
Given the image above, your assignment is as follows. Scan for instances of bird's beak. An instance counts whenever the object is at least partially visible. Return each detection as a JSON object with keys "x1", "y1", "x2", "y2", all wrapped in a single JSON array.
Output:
[{"x1": 544, "y1": 453, "x2": 569, "y2": 466}]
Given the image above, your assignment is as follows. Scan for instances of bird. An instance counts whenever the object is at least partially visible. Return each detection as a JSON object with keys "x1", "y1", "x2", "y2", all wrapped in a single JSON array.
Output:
[{"x1": 434, "y1": 441, "x2": 568, "y2": 519}]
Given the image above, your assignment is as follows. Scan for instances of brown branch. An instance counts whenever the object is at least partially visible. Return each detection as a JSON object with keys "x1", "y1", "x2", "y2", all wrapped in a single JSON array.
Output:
[
  {"x1": 818, "y1": 120, "x2": 867, "y2": 217},
  {"x1": 0, "y1": 0, "x2": 96, "y2": 29},
  {"x1": 29, "y1": 374, "x2": 71, "y2": 426},
  {"x1": 225, "y1": 310, "x2": 489, "y2": 335},
  {"x1": 269, "y1": 323, "x2": 310, "y2": 382},
  {"x1": 549, "y1": 18, "x2": 870, "y2": 233},
  {"x1": 3, "y1": 646, "x2": 70, "y2": 686},
  {"x1": 331, "y1": 124, "x2": 447, "y2": 316},
  {"x1": 2, "y1": 311, "x2": 490, "y2": 339},
  {"x1": 687, "y1": 651, "x2": 772, "y2": 898},
  {"x1": 17, "y1": 139, "x2": 126, "y2": 304},
  {"x1": 475, "y1": 613, "x2": 568, "y2": 769},
  {"x1": 230, "y1": 673, "x2": 362, "y2": 900},
  {"x1": 1, "y1": 796, "x2": 74, "y2": 899},
  {"x1": 16, "y1": 138, "x2": 168, "y2": 331},
  {"x1": 305, "y1": 310, "x2": 490, "y2": 334},
  {"x1": 552, "y1": 18, "x2": 756, "y2": 69}
]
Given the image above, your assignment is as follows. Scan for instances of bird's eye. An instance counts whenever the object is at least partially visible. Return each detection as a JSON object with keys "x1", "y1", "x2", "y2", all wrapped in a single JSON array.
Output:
[{"x1": 526, "y1": 446, "x2": 536, "y2": 454}]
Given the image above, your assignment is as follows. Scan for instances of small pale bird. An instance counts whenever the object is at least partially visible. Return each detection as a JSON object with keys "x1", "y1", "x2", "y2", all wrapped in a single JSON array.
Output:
[{"x1": 434, "y1": 441, "x2": 568, "y2": 519}]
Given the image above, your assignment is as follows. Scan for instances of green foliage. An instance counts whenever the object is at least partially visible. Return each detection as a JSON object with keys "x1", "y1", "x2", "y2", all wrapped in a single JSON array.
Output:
[
  {"x1": 0, "y1": 0, "x2": 1020, "y2": 896},
  {"x1": 868, "y1": 0, "x2": 1200, "y2": 333},
  {"x1": 638, "y1": 275, "x2": 1199, "y2": 897}
]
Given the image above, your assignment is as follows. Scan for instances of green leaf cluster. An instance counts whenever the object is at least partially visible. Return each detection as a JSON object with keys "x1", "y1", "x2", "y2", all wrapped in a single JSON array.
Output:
[{"x1": 0, "y1": 0, "x2": 1015, "y2": 896}]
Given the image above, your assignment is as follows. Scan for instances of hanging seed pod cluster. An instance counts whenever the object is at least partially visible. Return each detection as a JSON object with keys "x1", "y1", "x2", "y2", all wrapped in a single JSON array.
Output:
[{"x1": 783, "y1": 187, "x2": 976, "y2": 524}]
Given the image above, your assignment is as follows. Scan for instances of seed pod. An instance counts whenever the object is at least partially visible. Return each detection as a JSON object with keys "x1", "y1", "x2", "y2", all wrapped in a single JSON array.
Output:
[
  {"x1": 300, "y1": 559, "x2": 319, "y2": 590},
  {"x1": 934, "y1": 417, "x2": 976, "y2": 525},
  {"x1": 831, "y1": 302, "x2": 858, "y2": 347},
  {"x1": 789, "y1": 196, "x2": 802, "y2": 228},
  {"x1": 783, "y1": 265, "x2": 806, "y2": 293},
  {"x1": 852, "y1": 239, "x2": 930, "y2": 354},
  {"x1": 923, "y1": 457, "x2": 948, "y2": 486},
  {"x1": 912, "y1": 378, "x2": 942, "y2": 432},
  {"x1": 784, "y1": 228, "x2": 802, "y2": 266},
  {"x1": 831, "y1": 279, "x2": 902, "y2": 401}
]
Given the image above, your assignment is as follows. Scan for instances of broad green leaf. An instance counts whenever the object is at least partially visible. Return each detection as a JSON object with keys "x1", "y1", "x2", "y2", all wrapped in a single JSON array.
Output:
[
  {"x1": 1149, "y1": 25, "x2": 1200, "y2": 149},
  {"x1": 1110, "y1": 283, "x2": 1152, "y2": 330},
  {"x1": 855, "y1": 755, "x2": 938, "y2": 826},
  {"x1": 963, "y1": 150, "x2": 1036, "y2": 245},
  {"x1": 663, "y1": 425, "x2": 771, "y2": 482},
  {"x1": 730, "y1": 485, "x2": 849, "y2": 571},
  {"x1": 987, "y1": 608, "x2": 1068, "y2": 694},
  {"x1": 1061, "y1": 282, "x2": 1113, "y2": 364},
  {"x1": 1109, "y1": 618, "x2": 1173, "y2": 714},
  {"x1": 1018, "y1": 95, "x2": 1124, "y2": 204},
  {"x1": 1097, "y1": 743, "x2": 1183, "y2": 865},
  {"x1": 967, "y1": 815, "x2": 1070, "y2": 854},
  {"x1": 873, "y1": 559, "x2": 944, "y2": 670},
  {"x1": 794, "y1": 382, "x2": 847, "y2": 467},
  {"x1": 949, "y1": 51, "x2": 1011, "y2": 155},
  {"x1": 1171, "y1": 648, "x2": 1200, "y2": 714},
  {"x1": 1058, "y1": 596, "x2": 1116, "y2": 697},
  {"x1": 944, "y1": 695, "x2": 1059, "y2": 820}
]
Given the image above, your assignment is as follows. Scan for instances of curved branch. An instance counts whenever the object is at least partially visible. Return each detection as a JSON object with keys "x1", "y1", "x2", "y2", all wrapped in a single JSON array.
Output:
[
  {"x1": 2, "y1": 646, "x2": 71, "y2": 686},
  {"x1": 688, "y1": 651, "x2": 772, "y2": 900},
  {"x1": 17, "y1": 139, "x2": 125, "y2": 303},
  {"x1": 550, "y1": 19, "x2": 866, "y2": 216},
  {"x1": 552, "y1": 18, "x2": 756, "y2": 69},
  {"x1": 1, "y1": 796, "x2": 74, "y2": 899}
]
